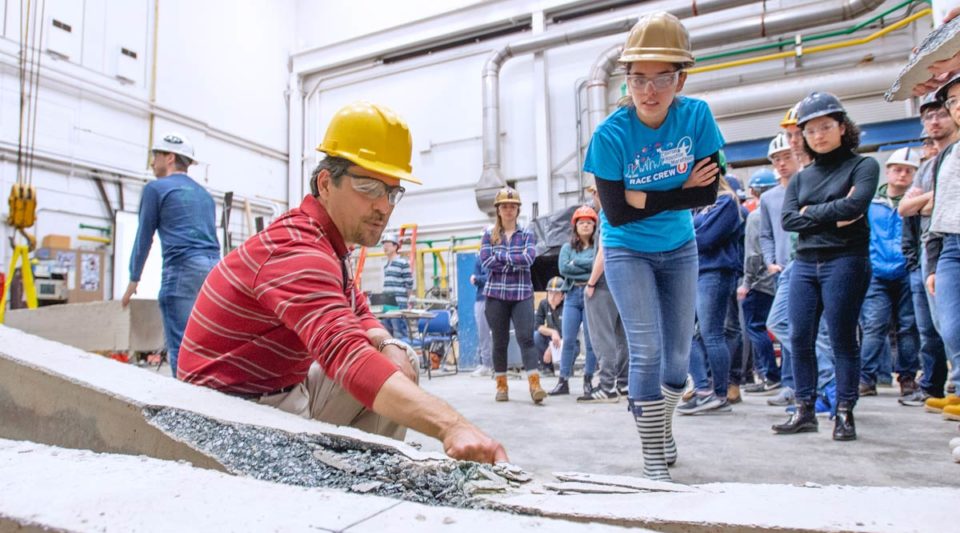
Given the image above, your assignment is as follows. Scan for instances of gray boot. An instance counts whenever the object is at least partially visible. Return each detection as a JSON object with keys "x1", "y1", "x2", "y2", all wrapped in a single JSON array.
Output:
[
  {"x1": 629, "y1": 398, "x2": 670, "y2": 481},
  {"x1": 662, "y1": 386, "x2": 683, "y2": 466}
]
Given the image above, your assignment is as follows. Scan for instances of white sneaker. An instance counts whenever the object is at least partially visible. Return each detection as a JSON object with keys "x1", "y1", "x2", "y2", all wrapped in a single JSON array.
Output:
[{"x1": 470, "y1": 366, "x2": 492, "y2": 378}]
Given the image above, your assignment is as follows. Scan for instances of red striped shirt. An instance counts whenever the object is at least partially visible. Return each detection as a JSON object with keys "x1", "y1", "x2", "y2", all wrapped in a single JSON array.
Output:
[{"x1": 177, "y1": 195, "x2": 397, "y2": 408}]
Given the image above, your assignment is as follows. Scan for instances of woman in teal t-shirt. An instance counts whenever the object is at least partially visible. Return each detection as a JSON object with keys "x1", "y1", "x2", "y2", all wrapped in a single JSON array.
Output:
[{"x1": 583, "y1": 12, "x2": 724, "y2": 482}]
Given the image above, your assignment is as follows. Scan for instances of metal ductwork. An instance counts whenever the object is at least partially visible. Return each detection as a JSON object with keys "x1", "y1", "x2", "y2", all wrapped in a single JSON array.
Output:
[
  {"x1": 586, "y1": 0, "x2": 887, "y2": 134},
  {"x1": 694, "y1": 61, "x2": 904, "y2": 119},
  {"x1": 475, "y1": 0, "x2": 755, "y2": 216}
]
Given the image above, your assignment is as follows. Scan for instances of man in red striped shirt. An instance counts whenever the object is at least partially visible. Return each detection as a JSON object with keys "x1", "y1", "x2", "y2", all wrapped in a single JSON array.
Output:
[{"x1": 177, "y1": 102, "x2": 507, "y2": 464}]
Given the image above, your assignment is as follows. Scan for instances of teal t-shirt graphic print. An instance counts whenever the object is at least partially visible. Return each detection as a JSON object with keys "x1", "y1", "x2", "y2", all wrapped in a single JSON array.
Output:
[{"x1": 584, "y1": 96, "x2": 725, "y2": 253}]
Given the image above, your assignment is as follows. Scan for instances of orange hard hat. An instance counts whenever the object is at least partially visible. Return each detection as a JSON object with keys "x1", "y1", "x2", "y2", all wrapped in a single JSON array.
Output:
[{"x1": 571, "y1": 205, "x2": 598, "y2": 226}]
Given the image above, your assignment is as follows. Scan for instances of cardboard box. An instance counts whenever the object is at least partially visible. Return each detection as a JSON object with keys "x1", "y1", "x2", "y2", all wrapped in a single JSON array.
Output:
[
  {"x1": 41, "y1": 234, "x2": 71, "y2": 249},
  {"x1": 33, "y1": 247, "x2": 105, "y2": 303}
]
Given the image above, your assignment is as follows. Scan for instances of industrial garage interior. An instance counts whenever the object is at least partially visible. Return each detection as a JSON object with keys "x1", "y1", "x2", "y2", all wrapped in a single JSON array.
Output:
[{"x1": 1, "y1": 0, "x2": 959, "y2": 531}]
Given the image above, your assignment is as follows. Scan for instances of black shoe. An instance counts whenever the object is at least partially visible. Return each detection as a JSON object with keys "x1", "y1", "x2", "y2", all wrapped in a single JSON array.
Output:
[
  {"x1": 772, "y1": 401, "x2": 818, "y2": 434},
  {"x1": 548, "y1": 377, "x2": 569, "y2": 396},
  {"x1": 583, "y1": 374, "x2": 594, "y2": 396},
  {"x1": 833, "y1": 402, "x2": 857, "y2": 441},
  {"x1": 616, "y1": 382, "x2": 628, "y2": 397}
]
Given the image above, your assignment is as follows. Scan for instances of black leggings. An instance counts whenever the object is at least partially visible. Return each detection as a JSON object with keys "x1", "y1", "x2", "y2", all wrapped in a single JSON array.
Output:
[{"x1": 484, "y1": 297, "x2": 539, "y2": 374}]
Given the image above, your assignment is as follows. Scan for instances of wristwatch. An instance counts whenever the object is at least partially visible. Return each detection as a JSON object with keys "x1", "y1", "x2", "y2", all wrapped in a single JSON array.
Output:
[{"x1": 378, "y1": 338, "x2": 418, "y2": 362}]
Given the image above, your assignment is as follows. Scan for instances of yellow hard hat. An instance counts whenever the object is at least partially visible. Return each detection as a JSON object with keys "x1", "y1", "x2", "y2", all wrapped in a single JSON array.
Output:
[
  {"x1": 618, "y1": 12, "x2": 694, "y2": 66},
  {"x1": 494, "y1": 187, "x2": 521, "y2": 206},
  {"x1": 779, "y1": 104, "x2": 800, "y2": 128},
  {"x1": 317, "y1": 102, "x2": 421, "y2": 184}
]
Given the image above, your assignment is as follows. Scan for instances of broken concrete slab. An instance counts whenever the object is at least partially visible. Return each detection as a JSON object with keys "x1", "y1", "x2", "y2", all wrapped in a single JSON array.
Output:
[
  {"x1": 0, "y1": 440, "x2": 633, "y2": 533},
  {"x1": 0, "y1": 324, "x2": 432, "y2": 461},
  {"x1": 553, "y1": 472, "x2": 697, "y2": 493},
  {"x1": 493, "y1": 483, "x2": 959, "y2": 532},
  {"x1": 885, "y1": 16, "x2": 960, "y2": 101},
  {"x1": 5, "y1": 299, "x2": 164, "y2": 352}
]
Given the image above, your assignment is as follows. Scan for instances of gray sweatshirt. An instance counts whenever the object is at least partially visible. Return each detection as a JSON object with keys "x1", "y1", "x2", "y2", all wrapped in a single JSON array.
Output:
[
  {"x1": 759, "y1": 183, "x2": 792, "y2": 267},
  {"x1": 932, "y1": 142, "x2": 960, "y2": 235},
  {"x1": 742, "y1": 209, "x2": 777, "y2": 296}
]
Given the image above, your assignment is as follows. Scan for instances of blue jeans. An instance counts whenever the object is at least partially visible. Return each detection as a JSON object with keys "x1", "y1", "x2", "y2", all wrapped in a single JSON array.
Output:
[
  {"x1": 725, "y1": 286, "x2": 747, "y2": 384},
  {"x1": 911, "y1": 268, "x2": 947, "y2": 395},
  {"x1": 689, "y1": 270, "x2": 737, "y2": 397},
  {"x1": 159, "y1": 254, "x2": 219, "y2": 378},
  {"x1": 605, "y1": 240, "x2": 698, "y2": 401},
  {"x1": 937, "y1": 234, "x2": 960, "y2": 386},
  {"x1": 559, "y1": 285, "x2": 597, "y2": 378},
  {"x1": 789, "y1": 255, "x2": 870, "y2": 404},
  {"x1": 859, "y1": 274, "x2": 920, "y2": 386},
  {"x1": 767, "y1": 262, "x2": 835, "y2": 391},
  {"x1": 742, "y1": 290, "x2": 777, "y2": 382}
]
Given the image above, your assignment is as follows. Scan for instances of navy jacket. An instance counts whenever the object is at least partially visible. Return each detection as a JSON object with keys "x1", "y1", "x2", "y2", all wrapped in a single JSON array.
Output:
[{"x1": 694, "y1": 193, "x2": 743, "y2": 273}]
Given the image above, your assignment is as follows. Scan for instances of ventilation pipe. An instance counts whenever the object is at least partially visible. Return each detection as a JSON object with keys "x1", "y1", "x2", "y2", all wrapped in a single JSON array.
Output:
[
  {"x1": 587, "y1": 0, "x2": 887, "y2": 134},
  {"x1": 475, "y1": 0, "x2": 755, "y2": 215},
  {"x1": 695, "y1": 61, "x2": 904, "y2": 118}
]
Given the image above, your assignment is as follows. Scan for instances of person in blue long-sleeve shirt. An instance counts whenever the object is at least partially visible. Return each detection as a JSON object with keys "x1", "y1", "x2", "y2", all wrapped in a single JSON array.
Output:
[{"x1": 121, "y1": 133, "x2": 220, "y2": 377}]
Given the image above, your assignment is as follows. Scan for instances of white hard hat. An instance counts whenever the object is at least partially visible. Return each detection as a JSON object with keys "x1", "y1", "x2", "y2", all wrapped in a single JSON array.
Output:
[
  {"x1": 767, "y1": 132, "x2": 790, "y2": 160},
  {"x1": 885, "y1": 147, "x2": 920, "y2": 169},
  {"x1": 381, "y1": 232, "x2": 399, "y2": 246},
  {"x1": 152, "y1": 132, "x2": 196, "y2": 163}
]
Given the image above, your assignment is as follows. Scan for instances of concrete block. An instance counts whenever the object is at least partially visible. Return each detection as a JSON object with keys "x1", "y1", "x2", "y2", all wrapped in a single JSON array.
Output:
[
  {"x1": 5, "y1": 299, "x2": 164, "y2": 352},
  {"x1": 0, "y1": 324, "x2": 438, "y2": 466}
]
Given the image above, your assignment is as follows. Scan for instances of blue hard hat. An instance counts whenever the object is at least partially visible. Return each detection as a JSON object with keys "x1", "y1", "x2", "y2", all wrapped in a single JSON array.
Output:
[
  {"x1": 749, "y1": 168, "x2": 777, "y2": 189},
  {"x1": 796, "y1": 91, "x2": 846, "y2": 126}
]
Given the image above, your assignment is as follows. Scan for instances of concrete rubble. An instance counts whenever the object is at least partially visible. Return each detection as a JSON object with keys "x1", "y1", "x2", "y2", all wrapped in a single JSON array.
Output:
[{"x1": 2, "y1": 325, "x2": 959, "y2": 532}]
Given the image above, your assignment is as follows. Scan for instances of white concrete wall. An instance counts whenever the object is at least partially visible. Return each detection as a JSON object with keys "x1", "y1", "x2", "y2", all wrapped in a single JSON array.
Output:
[{"x1": 0, "y1": 0, "x2": 293, "y2": 300}]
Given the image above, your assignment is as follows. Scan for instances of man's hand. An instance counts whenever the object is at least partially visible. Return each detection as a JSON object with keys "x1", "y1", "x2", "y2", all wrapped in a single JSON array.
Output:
[
  {"x1": 440, "y1": 420, "x2": 509, "y2": 464},
  {"x1": 737, "y1": 286, "x2": 749, "y2": 301},
  {"x1": 585, "y1": 285, "x2": 595, "y2": 299},
  {"x1": 920, "y1": 197, "x2": 935, "y2": 217},
  {"x1": 550, "y1": 331, "x2": 561, "y2": 348},
  {"x1": 121, "y1": 282, "x2": 138, "y2": 309},
  {"x1": 469, "y1": 274, "x2": 476, "y2": 285},
  {"x1": 927, "y1": 273, "x2": 936, "y2": 296},
  {"x1": 625, "y1": 189, "x2": 647, "y2": 209},
  {"x1": 766, "y1": 264, "x2": 783, "y2": 275},
  {"x1": 382, "y1": 344, "x2": 417, "y2": 383},
  {"x1": 683, "y1": 157, "x2": 719, "y2": 189}
]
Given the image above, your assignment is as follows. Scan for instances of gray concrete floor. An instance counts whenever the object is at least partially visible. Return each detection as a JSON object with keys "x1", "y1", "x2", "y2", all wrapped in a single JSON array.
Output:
[{"x1": 410, "y1": 372, "x2": 960, "y2": 487}]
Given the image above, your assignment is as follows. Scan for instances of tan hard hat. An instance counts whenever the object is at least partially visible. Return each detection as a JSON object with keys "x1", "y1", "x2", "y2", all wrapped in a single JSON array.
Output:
[
  {"x1": 618, "y1": 12, "x2": 694, "y2": 66},
  {"x1": 493, "y1": 187, "x2": 521, "y2": 206}
]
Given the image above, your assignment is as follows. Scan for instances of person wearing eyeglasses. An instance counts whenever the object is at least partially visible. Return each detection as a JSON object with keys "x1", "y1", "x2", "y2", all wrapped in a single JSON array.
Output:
[
  {"x1": 775, "y1": 92, "x2": 879, "y2": 441},
  {"x1": 921, "y1": 73, "x2": 960, "y2": 421},
  {"x1": 899, "y1": 95, "x2": 957, "y2": 406},
  {"x1": 121, "y1": 132, "x2": 220, "y2": 378},
  {"x1": 583, "y1": 12, "x2": 723, "y2": 481},
  {"x1": 175, "y1": 102, "x2": 508, "y2": 464}
]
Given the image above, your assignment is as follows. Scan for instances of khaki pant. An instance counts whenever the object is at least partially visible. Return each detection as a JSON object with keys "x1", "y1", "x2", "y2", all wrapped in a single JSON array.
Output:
[{"x1": 259, "y1": 353, "x2": 419, "y2": 441}]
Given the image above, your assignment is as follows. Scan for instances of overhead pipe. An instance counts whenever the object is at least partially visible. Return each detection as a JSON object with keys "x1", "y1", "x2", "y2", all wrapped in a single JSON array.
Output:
[
  {"x1": 587, "y1": 0, "x2": 888, "y2": 135},
  {"x1": 692, "y1": 61, "x2": 904, "y2": 118},
  {"x1": 475, "y1": 0, "x2": 756, "y2": 215}
]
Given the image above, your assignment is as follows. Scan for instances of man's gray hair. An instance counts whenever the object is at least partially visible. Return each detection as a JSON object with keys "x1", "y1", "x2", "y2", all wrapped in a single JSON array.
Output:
[{"x1": 310, "y1": 156, "x2": 352, "y2": 196}]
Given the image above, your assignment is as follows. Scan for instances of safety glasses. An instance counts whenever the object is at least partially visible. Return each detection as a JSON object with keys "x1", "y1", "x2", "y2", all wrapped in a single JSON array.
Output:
[{"x1": 346, "y1": 174, "x2": 405, "y2": 206}]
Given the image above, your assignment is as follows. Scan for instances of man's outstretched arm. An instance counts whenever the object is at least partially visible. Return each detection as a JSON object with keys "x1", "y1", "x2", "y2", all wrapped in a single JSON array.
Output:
[{"x1": 372, "y1": 373, "x2": 508, "y2": 464}]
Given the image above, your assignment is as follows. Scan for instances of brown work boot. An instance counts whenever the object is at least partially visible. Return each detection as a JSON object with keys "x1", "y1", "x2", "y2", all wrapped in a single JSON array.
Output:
[
  {"x1": 728, "y1": 383, "x2": 742, "y2": 404},
  {"x1": 495, "y1": 375, "x2": 509, "y2": 402},
  {"x1": 528, "y1": 373, "x2": 547, "y2": 404}
]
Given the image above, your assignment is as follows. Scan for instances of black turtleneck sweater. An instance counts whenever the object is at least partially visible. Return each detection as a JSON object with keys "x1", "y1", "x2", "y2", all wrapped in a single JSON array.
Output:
[{"x1": 781, "y1": 147, "x2": 879, "y2": 261}]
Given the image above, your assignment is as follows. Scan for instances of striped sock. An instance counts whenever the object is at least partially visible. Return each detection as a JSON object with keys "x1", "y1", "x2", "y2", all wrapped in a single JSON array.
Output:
[
  {"x1": 630, "y1": 398, "x2": 670, "y2": 481},
  {"x1": 662, "y1": 386, "x2": 683, "y2": 466}
]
